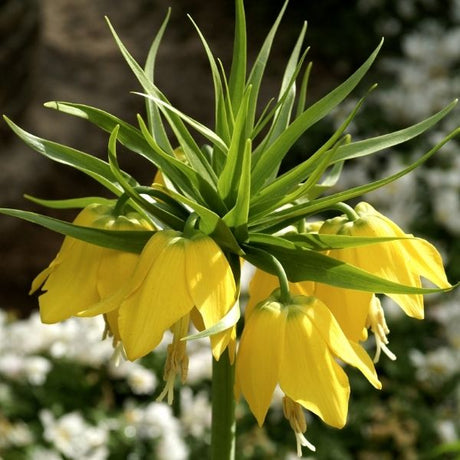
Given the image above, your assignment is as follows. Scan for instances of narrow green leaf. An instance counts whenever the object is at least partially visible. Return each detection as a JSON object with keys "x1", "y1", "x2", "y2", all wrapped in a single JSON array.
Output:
[
  {"x1": 217, "y1": 87, "x2": 251, "y2": 206},
  {"x1": 251, "y1": 39, "x2": 384, "y2": 192},
  {"x1": 250, "y1": 127, "x2": 460, "y2": 232},
  {"x1": 24, "y1": 195, "x2": 114, "y2": 210},
  {"x1": 228, "y1": 0, "x2": 247, "y2": 113},
  {"x1": 250, "y1": 85, "x2": 372, "y2": 217},
  {"x1": 136, "y1": 93, "x2": 228, "y2": 152},
  {"x1": 248, "y1": 231, "x2": 412, "y2": 252},
  {"x1": 275, "y1": 135, "x2": 349, "y2": 210},
  {"x1": 44, "y1": 101, "x2": 163, "y2": 163},
  {"x1": 261, "y1": 22, "x2": 308, "y2": 149},
  {"x1": 108, "y1": 126, "x2": 185, "y2": 230},
  {"x1": 212, "y1": 59, "x2": 234, "y2": 175},
  {"x1": 307, "y1": 161, "x2": 344, "y2": 200},
  {"x1": 332, "y1": 99, "x2": 458, "y2": 164},
  {"x1": 281, "y1": 232, "x2": 413, "y2": 250},
  {"x1": 251, "y1": 46, "x2": 309, "y2": 143},
  {"x1": 245, "y1": 0, "x2": 289, "y2": 133},
  {"x1": 4, "y1": 116, "x2": 124, "y2": 195},
  {"x1": 187, "y1": 15, "x2": 230, "y2": 145},
  {"x1": 105, "y1": 17, "x2": 216, "y2": 184},
  {"x1": 0, "y1": 208, "x2": 152, "y2": 253},
  {"x1": 137, "y1": 116, "x2": 226, "y2": 214},
  {"x1": 144, "y1": 8, "x2": 174, "y2": 152},
  {"x1": 136, "y1": 185, "x2": 190, "y2": 221},
  {"x1": 243, "y1": 241, "x2": 453, "y2": 295},
  {"x1": 295, "y1": 61, "x2": 312, "y2": 118},
  {"x1": 222, "y1": 139, "x2": 252, "y2": 241}
]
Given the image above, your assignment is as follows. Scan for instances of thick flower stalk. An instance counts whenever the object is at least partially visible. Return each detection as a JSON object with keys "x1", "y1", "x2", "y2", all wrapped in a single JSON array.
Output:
[{"x1": 1, "y1": 0, "x2": 458, "y2": 457}]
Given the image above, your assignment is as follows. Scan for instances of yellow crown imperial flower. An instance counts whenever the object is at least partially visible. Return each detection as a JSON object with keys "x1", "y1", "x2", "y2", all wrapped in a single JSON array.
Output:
[
  {"x1": 319, "y1": 201, "x2": 452, "y2": 319},
  {"x1": 30, "y1": 204, "x2": 153, "y2": 324},
  {"x1": 82, "y1": 229, "x2": 237, "y2": 361},
  {"x1": 247, "y1": 266, "x2": 369, "y2": 345},
  {"x1": 235, "y1": 291, "x2": 381, "y2": 433}
]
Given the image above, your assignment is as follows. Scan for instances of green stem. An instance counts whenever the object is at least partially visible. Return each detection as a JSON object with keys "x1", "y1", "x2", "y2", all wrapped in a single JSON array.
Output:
[
  {"x1": 270, "y1": 254, "x2": 291, "y2": 304},
  {"x1": 211, "y1": 349, "x2": 236, "y2": 460},
  {"x1": 329, "y1": 202, "x2": 359, "y2": 221},
  {"x1": 183, "y1": 212, "x2": 200, "y2": 237},
  {"x1": 113, "y1": 193, "x2": 131, "y2": 216}
]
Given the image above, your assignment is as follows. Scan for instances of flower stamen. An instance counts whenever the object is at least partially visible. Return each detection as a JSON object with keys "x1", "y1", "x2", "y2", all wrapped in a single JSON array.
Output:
[
  {"x1": 157, "y1": 315, "x2": 190, "y2": 404},
  {"x1": 282, "y1": 396, "x2": 316, "y2": 456},
  {"x1": 367, "y1": 296, "x2": 397, "y2": 363}
]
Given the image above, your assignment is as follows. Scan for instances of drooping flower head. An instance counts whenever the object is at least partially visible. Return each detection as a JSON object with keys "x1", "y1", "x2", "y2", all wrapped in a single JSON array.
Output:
[
  {"x1": 319, "y1": 201, "x2": 452, "y2": 319},
  {"x1": 30, "y1": 204, "x2": 153, "y2": 324},
  {"x1": 83, "y1": 229, "x2": 237, "y2": 361},
  {"x1": 235, "y1": 290, "x2": 381, "y2": 433}
]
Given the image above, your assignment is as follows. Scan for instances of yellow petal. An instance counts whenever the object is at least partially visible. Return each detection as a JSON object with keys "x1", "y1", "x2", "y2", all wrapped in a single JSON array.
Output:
[
  {"x1": 118, "y1": 236, "x2": 195, "y2": 360},
  {"x1": 39, "y1": 241, "x2": 104, "y2": 323},
  {"x1": 299, "y1": 297, "x2": 381, "y2": 389},
  {"x1": 186, "y1": 235, "x2": 237, "y2": 332},
  {"x1": 331, "y1": 222, "x2": 425, "y2": 319},
  {"x1": 235, "y1": 300, "x2": 284, "y2": 426},
  {"x1": 210, "y1": 325, "x2": 237, "y2": 362},
  {"x1": 279, "y1": 304, "x2": 350, "y2": 428},
  {"x1": 96, "y1": 249, "x2": 139, "y2": 299},
  {"x1": 402, "y1": 237, "x2": 451, "y2": 289},
  {"x1": 246, "y1": 269, "x2": 280, "y2": 318},
  {"x1": 314, "y1": 282, "x2": 371, "y2": 342}
]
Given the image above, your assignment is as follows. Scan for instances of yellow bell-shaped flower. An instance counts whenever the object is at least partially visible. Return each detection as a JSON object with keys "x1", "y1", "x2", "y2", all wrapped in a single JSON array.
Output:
[
  {"x1": 30, "y1": 204, "x2": 153, "y2": 324},
  {"x1": 319, "y1": 202, "x2": 452, "y2": 319},
  {"x1": 235, "y1": 291, "x2": 381, "y2": 429},
  {"x1": 248, "y1": 266, "x2": 368, "y2": 343},
  {"x1": 83, "y1": 229, "x2": 237, "y2": 361}
]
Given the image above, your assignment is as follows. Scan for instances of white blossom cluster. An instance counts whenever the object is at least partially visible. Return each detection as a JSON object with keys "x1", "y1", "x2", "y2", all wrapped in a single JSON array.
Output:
[{"x1": 0, "y1": 310, "x2": 213, "y2": 459}]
